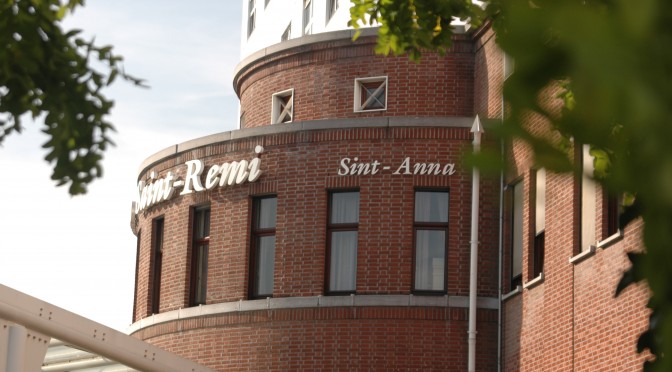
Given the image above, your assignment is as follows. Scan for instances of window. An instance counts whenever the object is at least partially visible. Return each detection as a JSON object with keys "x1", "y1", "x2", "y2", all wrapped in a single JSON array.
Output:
[
  {"x1": 271, "y1": 89, "x2": 293, "y2": 124},
  {"x1": 327, "y1": 0, "x2": 339, "y2": 22},
  {"x1": 354, "y1": 77, "x2": 388, "y2": 112},
  {"x1": 247, "y1": 0, "x2": 256, "y2": 37},
  {"x1": 604, "y1": 194, "x2": 620, "y2": 238},
  {"x1": 250, "y1": 196, "x2": 277, "y2": 299},
  {"x1": 281, "y1": 23, "x2": 291, "y2": 42},
  {"x1": 327, "y1": 191, "x2": 359, "y2": 294},
  {"x1": 504, "y1": 53, "x2": 515, "y2": 80},
  {"x1": 581, "y1": 144, "x2": 597, "y2": 252},
  {"x1": 190, "y1": 207, "x2": 210, "y2": 306},
  {"x1": 150, "y1": 218, "x2": 164, "y2": 314},
  {"x1": 510, "y1": 181, "x2": 523, "y2": 289},
  {"x1": 533, "y1": 169, "x2": 545, "y2": 278},
  {"x1": 303, "y1": 0, "x2": 313, "y2": 35},
  {"x1": 414, "y1": 190, "x2": 449, "y2": 292}
]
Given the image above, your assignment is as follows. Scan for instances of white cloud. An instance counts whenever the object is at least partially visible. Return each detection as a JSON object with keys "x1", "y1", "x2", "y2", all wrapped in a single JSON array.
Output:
[{"x1": 0, "y1": 0, "x2": 243, "y2": 331}]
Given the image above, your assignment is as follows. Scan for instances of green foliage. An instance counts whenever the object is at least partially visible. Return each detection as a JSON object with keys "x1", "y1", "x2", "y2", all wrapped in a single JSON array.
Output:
[
  {"x1": 0, "y1": 0, "x2": 144, "y2": 194},
  {"x1": 353, "y1": 0, "x2": 672, "y2": 370},
  {"x1": 349, "y1": 0, "x2": 483, "y2": 60}
]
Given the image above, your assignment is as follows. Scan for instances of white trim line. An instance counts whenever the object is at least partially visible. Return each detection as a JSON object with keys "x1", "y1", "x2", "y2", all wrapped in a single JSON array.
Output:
[{"x1": 128, "y1": 294, "x2": 499, "y2": 334}]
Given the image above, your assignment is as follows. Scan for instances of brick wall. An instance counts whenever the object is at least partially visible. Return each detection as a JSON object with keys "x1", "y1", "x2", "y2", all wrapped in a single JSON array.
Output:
[
  {"x1": 131, "y1": 23, "x2": 653, "y2": 371},
  {"x1": 133, "y1": 307, "x2": 497, "y2": 371},
  {"x1": 495, "y1": 41, "x2": 652, "y2": 369},
  {"x1": 132, "y1": 124, "x2": 500, "y2": 370},
  {"x1": 235, "y1": 34, "x2": 474, "y2": 128}
]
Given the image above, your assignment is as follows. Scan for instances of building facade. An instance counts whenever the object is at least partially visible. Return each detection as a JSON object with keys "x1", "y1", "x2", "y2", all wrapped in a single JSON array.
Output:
[{"x1": 129, "y1": 1, "x2": 650, "y2": 370}]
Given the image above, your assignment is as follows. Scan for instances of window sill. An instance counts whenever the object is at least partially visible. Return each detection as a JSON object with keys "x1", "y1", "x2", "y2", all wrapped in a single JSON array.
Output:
[
  {"x1": 502, "y1": 286, "x2": 522, "y2": 302},
  {"x1": 569, "y1": 245, "x2": 596, "y2": 265},
  {"x1": 523, "y1": 273, "x2": 544, "y2": 290},
  {"x1": 596, "y1": 230, "x2": 623, "y2": 249},
  {"x1": 353, "y1": 108, "x2": 387, "y2": 113}
]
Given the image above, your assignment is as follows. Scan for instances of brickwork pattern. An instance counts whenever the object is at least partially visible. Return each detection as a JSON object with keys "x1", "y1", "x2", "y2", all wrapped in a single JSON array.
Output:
[
  {"x1": 133, "y1": 307, "x2": 498, "y2": 371},
  {"x1": 496, "y1": 65, "x2": 651, "y2": 371},
  {"x1": 235, "y1": 35, "x2": 474, "y2": 128},
  {"x1": 133, "y1": 125, "x2": 500, "y2": 371}
]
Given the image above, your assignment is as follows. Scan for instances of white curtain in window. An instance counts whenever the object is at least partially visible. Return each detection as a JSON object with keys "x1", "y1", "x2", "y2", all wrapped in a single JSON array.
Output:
[
  {"x1": 331, "y1": 192, "x2": 359, "y2": 223},
  {"x1": 415, "y1": 192, "x2": 449, "y2": 222},
  {"x1": 582, "y1": 145, "x2": 596, "y2": 251},
  {"x1": 258, "y1": 198, "x2": 277, "y2": 229},
  {"x1": 330, "y1": 231, "x2": 357, "y2": 291},
  {"x1": 415, "y1": 230, "x2": 445, "y2": 291},
  {"x1": 256, "y1": 236, "x2": 275, "y2": 296}
]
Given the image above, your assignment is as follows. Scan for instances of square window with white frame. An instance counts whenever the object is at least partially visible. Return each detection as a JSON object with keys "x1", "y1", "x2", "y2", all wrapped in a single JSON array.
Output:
[
  {"x1": 271, "y1": 89, "x2": 294, "y2": 124},
  {"x1": 354, "y1": 76, "x2": 388, "y2": 112}
]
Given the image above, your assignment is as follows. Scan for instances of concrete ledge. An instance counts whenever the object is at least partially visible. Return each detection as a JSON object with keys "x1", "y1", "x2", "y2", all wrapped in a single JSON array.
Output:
[
  {"x1": 596, "y1": 230, "x2": 623, "y2": 249},
  {"x1": 128, "y1": 294, "x2": 499, "y2": 335},
  {"x1": 235, "y1": 26, "x2": 467, "y2": 92},
  {"x1": 234, "y1": 28, "x2": 381, "y2": 89},
  {"x1": 569, "y1": 245, "x2": 596, "y2": 264},
  {"x1": 502, "y1": 286, "x2": 522, "y2": 302},
  {"x1": 136, "y1": 116, "x2": 477, "y2": 178},
  {"x1": 388, "y1": 116, "x2": 473, "y2": 128},
  {"x1": 177, "y1": 132, "x2": 232, "y2": 154},
  {"x1": 523, "y1": 273, "x2": 545, "y2": 290}
]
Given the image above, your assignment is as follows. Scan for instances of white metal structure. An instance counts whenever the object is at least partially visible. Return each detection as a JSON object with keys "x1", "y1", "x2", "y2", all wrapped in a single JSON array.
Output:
[
  {"x1": 0, "y1": 283, "x2": 214, "y2": 372},
  {"x1": 468, "y1": 115, "x2": 484, "y2": 372}
]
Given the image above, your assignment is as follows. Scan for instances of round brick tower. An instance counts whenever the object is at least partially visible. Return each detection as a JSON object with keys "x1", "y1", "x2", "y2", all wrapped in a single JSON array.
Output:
[{"x1": 129, "y1": 14, "x2": 501, "y2": 372}]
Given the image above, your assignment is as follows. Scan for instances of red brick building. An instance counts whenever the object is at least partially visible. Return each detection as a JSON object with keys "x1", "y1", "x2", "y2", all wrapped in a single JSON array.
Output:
[{"x1": 129, "y1": 21, "x2": 650, "y2": 371}]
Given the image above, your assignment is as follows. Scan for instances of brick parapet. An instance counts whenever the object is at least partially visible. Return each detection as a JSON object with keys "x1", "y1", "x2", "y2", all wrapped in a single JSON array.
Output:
[{"x1": 233, "y1": 30, "x2": 474, "y2": 128}]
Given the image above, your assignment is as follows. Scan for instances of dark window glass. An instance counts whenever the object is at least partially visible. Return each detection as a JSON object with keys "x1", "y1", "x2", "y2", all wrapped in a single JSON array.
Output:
[
  {"x1": 150, "y1": 218, "x2": 164, "y2": 314},
  {"x1": 606, "y1": 195, "x2": 620, "y2": 237},
  {"x1": 532, "y1": 169, "x2": 545, "y2": 278},
  {"x1": 414, "y1": 190, "x2": 449, "y2": 292},
  {"x1": 327, "y1": 191, "x2": 359, "y2": 293},
  {"x1": 533, "y1": 232, "x2": 545, "y2": 278},
  {"x1": 250, "y1": 196, "x2": 277, "y2": 298},
  {"x1": 190, "y1": 207, "x2": 210, "y2": 306},
  {"x1": 510, "y1": 182, "x2": 523, "y2": 289},
  {"x1": 360, "y1": 81, "x2": 386, "y2": 110}
]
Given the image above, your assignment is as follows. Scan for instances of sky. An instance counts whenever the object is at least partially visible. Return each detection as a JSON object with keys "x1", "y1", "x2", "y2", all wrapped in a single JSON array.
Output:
[{"x1": 0, "y1": 0, "x2": 242, "y2": 332}]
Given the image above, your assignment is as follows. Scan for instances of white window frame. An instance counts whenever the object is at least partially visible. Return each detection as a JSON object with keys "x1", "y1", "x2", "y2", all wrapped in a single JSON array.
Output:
[
  {"x1": 303, "y1": 0, "x2": 313, "y2": 36},
  {"x1": 581, "y1": 144, "x2": 597, "y2": 252},
  {"x1": 354, "y1": 76, "x2": 388, "y2": 112},
  {"x1": 281, "y1": 23, "x2": 291, "y2": 42},
  {"x1": 247, "y1": 0, "x2": 256, "y2": 38},
  {"x1": 271, "y1": 88, "x2": 294, "y2": 124},
  {"x1": 326, "y1": 0, "x2": 339, "y2": 23}
]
